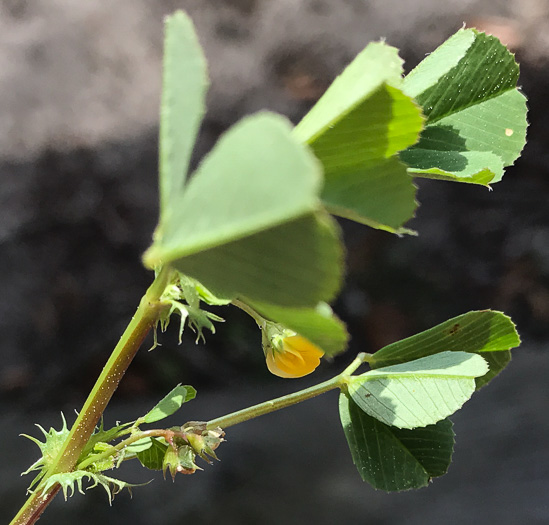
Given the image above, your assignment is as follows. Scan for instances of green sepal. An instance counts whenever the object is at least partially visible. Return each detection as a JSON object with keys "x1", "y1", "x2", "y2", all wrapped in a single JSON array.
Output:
[{"x1": 163, "y1": 445, "x2": 200, "y2": 479}]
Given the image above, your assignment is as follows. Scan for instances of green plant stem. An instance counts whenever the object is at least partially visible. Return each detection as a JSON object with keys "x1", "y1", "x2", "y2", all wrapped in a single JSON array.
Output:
[
  {"x1": 10, "y1": 267, "x2": 174, "y2": 525},
  {"x1": 206, "y1": 353, "x2": 372, "y2": 430},
  {"x1": 232, "y1": 299, "x2": 265, "y2": 326},
  {"x1": 342, "y1": 352, "x2": 372, "y2": 375},
  {"x1": 206, "y1": 377, "x2": 337, "y2": 430}
]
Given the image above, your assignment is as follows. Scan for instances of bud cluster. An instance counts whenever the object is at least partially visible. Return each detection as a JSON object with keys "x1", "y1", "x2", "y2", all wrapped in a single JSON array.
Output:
[{"x1": 162, "y1": 422, "x2": 225, "y2": 479}]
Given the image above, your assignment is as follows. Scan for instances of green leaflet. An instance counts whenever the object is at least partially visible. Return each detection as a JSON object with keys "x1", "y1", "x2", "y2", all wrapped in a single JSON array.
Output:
[
  {"x1": 475, "y1": 350, "x2": 512, "y2": 389},
  {"x1": 401, "y1": 28, "x2": 527, "y2": 185},
  {"x1": 340, "y1": 394, "x2": 454, "y2": 491},
  {"x1": 151, "y1": 113, "x2": 322, "y2": 261},
  {"x1": 142, "y1": 384, "x2": 197, "y2": 424},
  {"x1": 347, "y1": 351, "x2": 488, "y2": 429},
  {"x1": 167, "y1": 211, "x2": 343, "y2": 308},
  {"x1": 135, "y1": 438, "x2": 169, "y2": 471},
  {"x1": 295, "y1": 42, "x2": 423, "y2": 233},
  {"x1": 370, "y1": 310, "x2": 520, "y2": 389},
  {"x1": 158, "y1": 11, "x2": 208, "y2": 232}
]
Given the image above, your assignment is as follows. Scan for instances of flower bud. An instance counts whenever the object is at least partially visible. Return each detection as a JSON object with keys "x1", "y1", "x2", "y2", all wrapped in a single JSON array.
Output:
[
  {"x1": 182, "y1": 422, "x2": 225, "y2": 463},
  {"x1": 262, "y1": 322, "x2": 324, "y2": 378},
  {"x1": 162, "y1": 444, "x2": 200, "y2": 479}
]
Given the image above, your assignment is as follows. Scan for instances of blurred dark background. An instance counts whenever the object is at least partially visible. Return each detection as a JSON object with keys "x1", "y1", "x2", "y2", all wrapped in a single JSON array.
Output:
[{"x1": 1, "y1": 1, "x2": 548, "y2": 523}]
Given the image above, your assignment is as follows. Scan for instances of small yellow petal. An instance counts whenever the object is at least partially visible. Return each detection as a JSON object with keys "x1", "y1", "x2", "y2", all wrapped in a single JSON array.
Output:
[{"x1": 266, "y1": 335, "x2": 324, "y2": 378}]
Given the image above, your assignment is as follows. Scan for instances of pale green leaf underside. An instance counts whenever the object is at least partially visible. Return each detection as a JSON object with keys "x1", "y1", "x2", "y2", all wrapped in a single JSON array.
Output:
[
  {"x1": 125, "y1": 437, "x2": 156, "y2": 454},
  {"x1": 249, "y1": 300, "x2": 349, "y2": 356},
  {"x1": 143, "y1": 384, "x2": 197, "y2": 424},
  {"x1": 295, "y1": 43, "x2": 423, "y2": 232},
  {"x1": 340, "y1": 394, "x2": 454, "y2": 491},
  {"x1": 402, "y1": 28, "x2": 527, "y2": 185},
  {"x1": 348, "y1": 351, "x2": 488, "y2": 429},
  {"x1": 147, "y1": 112, "x2": 322, "y2": 264},
  {"x1": 159, "y1": 11, "x2": 208, "y2": 229},
  {"x1": 370, "y1": 310, "x2": 520, "y2": 388},
  {"x1": 171, "y1": 212, "x2": 343, "y2": 307}
]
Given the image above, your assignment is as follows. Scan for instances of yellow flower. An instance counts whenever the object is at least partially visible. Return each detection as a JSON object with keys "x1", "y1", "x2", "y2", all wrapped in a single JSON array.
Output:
[{"x1": 265, "y1": 334, "x2": 325, "y2": 378}]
